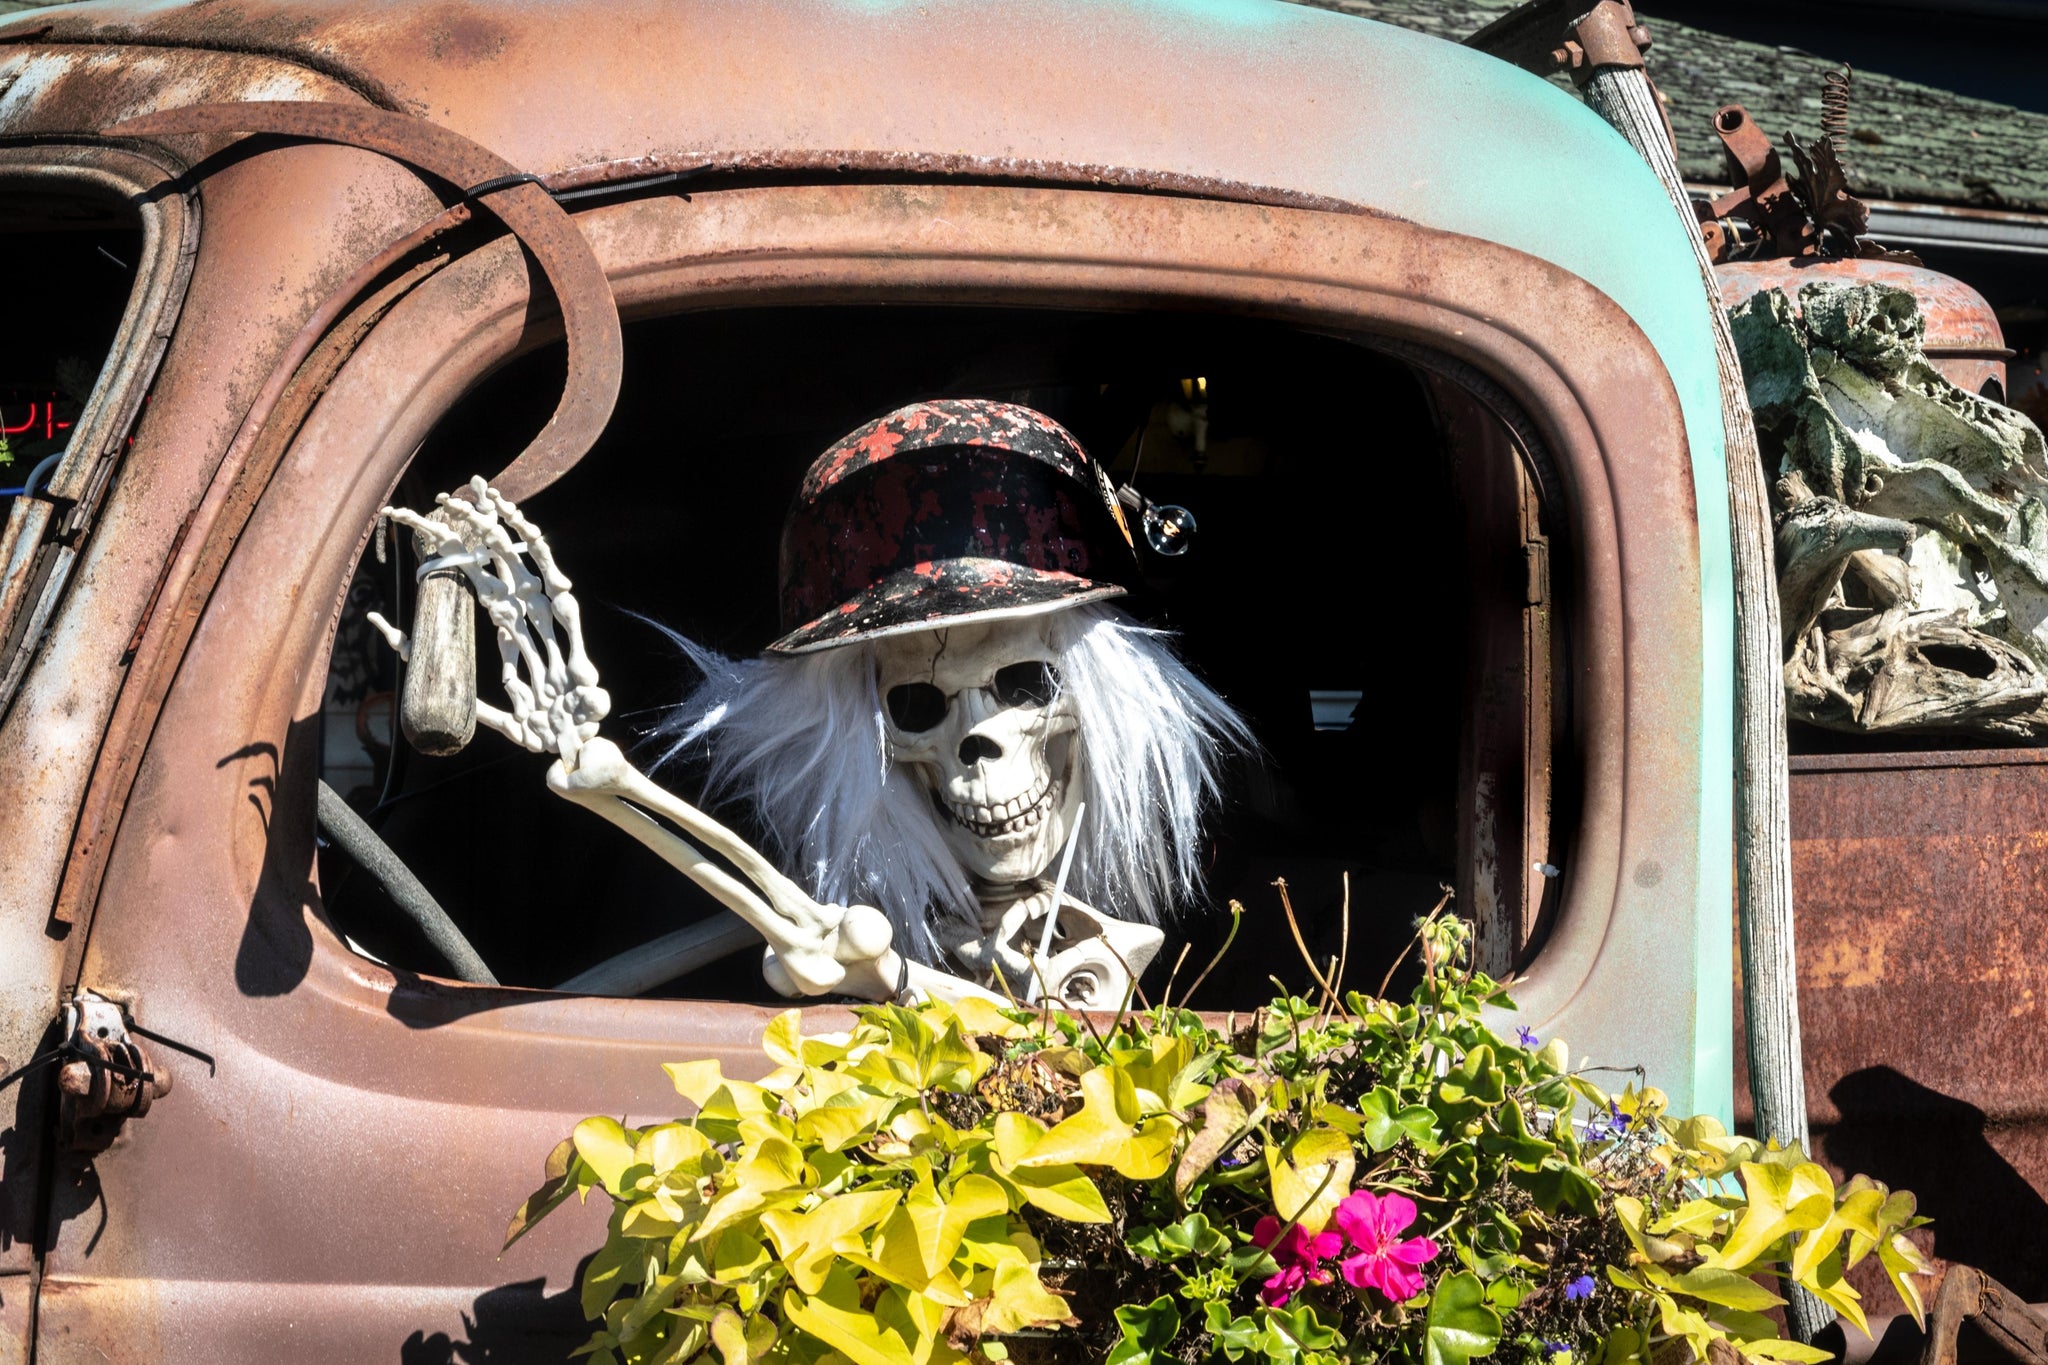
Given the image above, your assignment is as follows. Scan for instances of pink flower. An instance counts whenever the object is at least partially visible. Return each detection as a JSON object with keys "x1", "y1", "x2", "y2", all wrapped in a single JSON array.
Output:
[
  {"x1": 1333, "y1": 1190, "x2": 1440, "y2": 1303},
  {"x1": 1251, "y1": 1215, "x2": 1343, "y2": 1307}
]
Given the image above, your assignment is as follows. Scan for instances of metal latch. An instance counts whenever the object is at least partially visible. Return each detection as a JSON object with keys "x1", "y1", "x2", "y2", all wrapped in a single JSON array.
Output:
[
  {"x1": 1, "y1": 989, "x2": 180, "y2": 1153},
  {"x1": 54, "y1": 990, "x2": 173, "y2": 1152}
]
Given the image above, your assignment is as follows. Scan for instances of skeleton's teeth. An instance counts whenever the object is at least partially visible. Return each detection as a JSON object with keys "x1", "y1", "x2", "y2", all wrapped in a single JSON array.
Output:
[{"x1": 946, "y1": 776, "x2": 1057, "y2": 837}]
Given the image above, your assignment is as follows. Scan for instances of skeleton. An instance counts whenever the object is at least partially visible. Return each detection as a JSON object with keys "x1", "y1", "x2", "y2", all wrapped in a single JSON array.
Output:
[
  {"x1": 366, "y1": 478, "x2": 1191, "y2": 1004},
  {"x1": 1732, "y1": 282, "x2": 2048, "y2": 739}
]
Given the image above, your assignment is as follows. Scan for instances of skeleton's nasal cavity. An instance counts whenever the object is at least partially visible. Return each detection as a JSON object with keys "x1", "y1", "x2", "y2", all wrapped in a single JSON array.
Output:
[{"x1": 958, "y1": 734, "x2": 1003, "y2": 765}]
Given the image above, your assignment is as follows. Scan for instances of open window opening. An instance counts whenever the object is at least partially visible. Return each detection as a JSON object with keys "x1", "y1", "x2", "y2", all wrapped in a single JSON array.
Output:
[
  {"x1": 0, "y1": 180, "x2": 147, "y2": 706},
  {"x1": 314, "y1": 304, "x2": 1568, "y2": 1007}
]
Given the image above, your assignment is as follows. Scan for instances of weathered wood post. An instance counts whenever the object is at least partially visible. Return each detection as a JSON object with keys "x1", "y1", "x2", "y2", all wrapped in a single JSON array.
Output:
[
  {"x1": 400, "y1": 527, "x2": 479, "y2": 756},
  {"x1": 1468, "y1": 0, "x2": 1821, "y2": 1339}
]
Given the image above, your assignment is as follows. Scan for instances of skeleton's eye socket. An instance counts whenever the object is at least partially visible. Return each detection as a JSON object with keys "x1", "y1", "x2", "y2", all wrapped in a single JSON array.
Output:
[
  {"x1": 991, "y1": 661, "x2": 1062, "y2": 709},
  {"x1": 887, "y1": 682, "x2": 948, "y2": 732}
]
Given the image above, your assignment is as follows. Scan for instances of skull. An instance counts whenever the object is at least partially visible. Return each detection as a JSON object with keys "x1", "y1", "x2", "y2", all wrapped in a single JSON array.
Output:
[{"x1": 876, "y1": 616, "x2": 1082, "y2": 887}]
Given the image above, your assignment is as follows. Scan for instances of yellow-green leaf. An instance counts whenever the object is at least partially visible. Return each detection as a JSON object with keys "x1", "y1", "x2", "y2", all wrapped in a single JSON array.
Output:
[
  {"x1": 1878, "y1": 1233, "x2": 1933, "y2": 1331},
  {"x1": 1269, "y1": 1128, "x2": 1354, "y2": 1234},
  {"x1": 759, "y1": 1189, "x2": 903, "y2": 1293},
  {"x1": 1792, "y1": 1186, "x2": 1886, "y2": 1281},
  {"x1": 783, "y1": 1269, "x2": 921, "y2": 1365},
  {"x1": 763, "y1": 1010, "x2": 805, "y2": 1068},
  {"x1": 1802, "y1": 1248, "x2": 1868, "y2": 1339},
  {"x1": 980, "y1": 1260, "x2": 1079, "y2": 1334},
  {"x1": 1019, "y1": 1068, "x2": 1174, "y2": 1179},
  {"x1": 1668, "y1": 1266, "x2": 1784, "y2": 1312},
  {"x1": 665, "y1": 1060, "x2": 725, "y2": 1107},
  {"x1": 1003, "y1": 1164, "x2": 1111, "y2": 1223},
  {"x1": 635, "y1": 1122, "x2": 712, "y2": 1178},
  {"x1": 573, "y1": 1117, "x2": 641, "y2": 1196},
  {"x1": 1717, "y1": 1161, "x2": 1837, "y2": 1270}
]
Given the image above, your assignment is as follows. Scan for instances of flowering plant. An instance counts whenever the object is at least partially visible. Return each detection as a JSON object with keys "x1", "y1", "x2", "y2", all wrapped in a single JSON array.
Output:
[{"x1": 512, "y1": 901, "x2": 1930, "y2": 1365}]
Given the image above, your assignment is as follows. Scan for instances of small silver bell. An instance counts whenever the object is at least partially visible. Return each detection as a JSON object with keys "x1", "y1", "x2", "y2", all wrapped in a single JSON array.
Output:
[{"x1": 1143, "y1": 502, "x2": 1197, "y2": 557}]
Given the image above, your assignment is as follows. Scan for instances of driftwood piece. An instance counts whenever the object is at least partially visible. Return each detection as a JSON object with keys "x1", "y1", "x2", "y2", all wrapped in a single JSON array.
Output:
[
  {"x1": 1577, "y1": 53, "x2": 1822, "y2": 1343},
  {"x1": 1732, "y1": 284, "x2": 2048, "y2": 740},
  {"x1": 1921, "y1": 1267, "x2": 2048, "y2": 1365},
  {"x1": 399, "y1": 527, "x2": 479, "y2": 755}
]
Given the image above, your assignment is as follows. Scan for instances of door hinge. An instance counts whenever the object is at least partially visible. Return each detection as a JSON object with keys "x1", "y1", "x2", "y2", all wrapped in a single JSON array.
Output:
[{"x1": 0, "y1": 989, "x2": 177, "y2": 1152}]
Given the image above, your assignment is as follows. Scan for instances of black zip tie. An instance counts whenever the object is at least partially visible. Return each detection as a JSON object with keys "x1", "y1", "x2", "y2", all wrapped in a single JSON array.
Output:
[
  {"x1": 128, "y1": 1023, "x2": 216, "y2": 1077},
  {"x1": 550, "y1": 163, "x2": 716, "y2": 204},
  {"x1": 462, "y1": 171, "x2": 545, "y2": 201},
  {"x1": 0, "y1": 1047, "x2": 64, "y2": 1094}
]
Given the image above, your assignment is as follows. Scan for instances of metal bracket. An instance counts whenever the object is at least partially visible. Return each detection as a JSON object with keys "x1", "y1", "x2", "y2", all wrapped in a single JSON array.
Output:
[
  {"x1": 21, "y1": 990, "x2": 175, "y2": 1152},
  {"x1": 1465, "y1": 0, "x2": 1651, "y2": 81}
]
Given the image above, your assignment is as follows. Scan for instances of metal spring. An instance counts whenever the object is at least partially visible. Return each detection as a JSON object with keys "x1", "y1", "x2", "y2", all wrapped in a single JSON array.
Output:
[{"x1": 1821, "y1": 65, "x2": 1853, "y2": 158}]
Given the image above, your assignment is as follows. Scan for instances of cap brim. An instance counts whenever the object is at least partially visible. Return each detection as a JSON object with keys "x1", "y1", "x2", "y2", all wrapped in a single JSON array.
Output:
[{"x1": 767, "y1": 558, "x2": 1127, "y2": 654}]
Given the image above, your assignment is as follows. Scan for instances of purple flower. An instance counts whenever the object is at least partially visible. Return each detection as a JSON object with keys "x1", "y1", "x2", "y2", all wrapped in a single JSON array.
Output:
[
  {"x1": 1516, "y1": 1027, "x2": 1539, "y2": 1048},
  {"x1": 1583, "y1": 1102, "x2": 1628, "y2": 1142},
  {"x1": 1252, "y1": 1216, "x2": 1342, "y2": 1308},
  {"x1": 1332, "y1": 1190, "x2": 1440, "y2": 1304},
  {"x1": 1564, "y1": 1274, "x2": 1596, "y2": 1302},
  {"x1": 1542, "y1": 1343, "x2": 1570, "y2": 1358}
]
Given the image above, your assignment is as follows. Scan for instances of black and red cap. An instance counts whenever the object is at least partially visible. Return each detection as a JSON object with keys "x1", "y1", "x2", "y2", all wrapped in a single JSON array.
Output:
[{"x1": 771, "y1": 399, "x2": 1139, "y2": 655}]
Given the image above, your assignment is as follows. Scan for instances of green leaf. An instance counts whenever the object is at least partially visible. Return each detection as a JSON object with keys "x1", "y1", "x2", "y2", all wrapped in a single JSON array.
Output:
[
  {"x1": 505, "y1": 1137, "x2": 582, "y2": 1250},
  {"x1": 1718, "y1": 1159, "x2": 1836, "y2": 1271},
  {"x1": 782, "y1": 1267, "x2": 921, "y2": 1365},
  {"x1": 1107, "y1": 1295, "x2": 1180, "y2": 1365},
  {"x1": 1269, "y1": 1128, "x2": 1354, "y2": 1233},
  {"x1": 1203, "y1": 1302, "x2": 1266, "y2": 1363},
  {"x1": 1004, "y1": 1163, "x2": 1112, "y2": 1223},
  {"x1": 1423, "y1": 1271, "x2": 1502, "y2": 1365},
  {"x1": 572, "y1": 1117, "x2": 641, "y2": 1197},
  {"x1": 1359, "y1": 1086, "x2": 1441, "y2": 1154},
  {"x1": 1128, "y1": 1211, "x2": 1229, "y2": 1262},
  {"x1": 1175, "y1": 1077, "x2": 1265, "y2": 1197},
  {"x1": 1668, "y1": 1266, "x2": 1785, "y2": 1312},
  {"x1": 1024, "y1": 1067, "x2": 1175, "y2": 1179}
]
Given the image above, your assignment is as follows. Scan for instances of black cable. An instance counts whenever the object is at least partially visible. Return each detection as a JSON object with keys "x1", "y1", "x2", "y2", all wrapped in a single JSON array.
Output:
[{"x1": 315, "y1": 780, "x2": 498, "y2": 986}]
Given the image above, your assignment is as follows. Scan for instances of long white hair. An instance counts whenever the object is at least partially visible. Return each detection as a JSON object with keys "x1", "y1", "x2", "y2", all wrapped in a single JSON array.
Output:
[{"x1": 648, "y1": 603, "x2": 1251, "y2": 963}]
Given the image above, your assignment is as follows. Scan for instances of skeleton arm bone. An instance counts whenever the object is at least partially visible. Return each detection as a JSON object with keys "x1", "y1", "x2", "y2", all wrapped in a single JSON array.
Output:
[{"x1": 366, "y1": 480, "x2": 1000, "y2": 1003}]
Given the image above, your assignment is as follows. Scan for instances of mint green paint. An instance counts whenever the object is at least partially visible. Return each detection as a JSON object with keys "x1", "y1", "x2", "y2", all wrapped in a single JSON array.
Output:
[
  {"x1": 1142, "y1": 5, "x2": 1737, "y2": 1124},
  {"x1": 1280, "y1": 18, "x2": 1736, "y2": 1127},
  {"x1": 824, "y1": 0, "x2": 1735, "y2": 1124}
]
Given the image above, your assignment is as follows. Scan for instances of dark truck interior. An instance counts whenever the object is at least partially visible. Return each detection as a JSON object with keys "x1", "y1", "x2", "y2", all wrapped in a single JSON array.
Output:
[{"x1": 313, "y1": 305, "x2": 1561, "y2": 1007}]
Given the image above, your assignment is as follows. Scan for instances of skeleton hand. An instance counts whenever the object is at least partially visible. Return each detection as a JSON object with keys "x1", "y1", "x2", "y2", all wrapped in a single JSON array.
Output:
[
  {"x1": 366, "y1": 476, "x2": 609, "y2": 767},
  {"x1": 365, "y1": 479, "x2": 1001, "y2": 1005}
]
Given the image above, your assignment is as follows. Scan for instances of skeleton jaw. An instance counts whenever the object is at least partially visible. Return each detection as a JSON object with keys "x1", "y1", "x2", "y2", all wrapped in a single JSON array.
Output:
[{"x1": 927, "y1": 735, "x2": 1080, "y2": 884}]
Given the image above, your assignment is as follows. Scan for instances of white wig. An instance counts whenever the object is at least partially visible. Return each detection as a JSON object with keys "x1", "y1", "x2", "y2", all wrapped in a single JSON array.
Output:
[{"x1": 648, "y1": 602, "x2": 1251, "y2": 964}]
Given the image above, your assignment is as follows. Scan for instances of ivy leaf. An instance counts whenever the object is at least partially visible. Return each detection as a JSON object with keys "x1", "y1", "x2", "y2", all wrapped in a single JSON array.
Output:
[
  {"x1": 1128, "y1": 1212, "x2": 1229, "y2": 1262},
  {"x1": 572, "y1": 1117, "x2": 642, "y2": 1197},
  {"x1": 1022, "y1": 1068, "x2": 1175, "y2": 1179},
  {"x1": 1424, "y1": 1271, "x2": 1503, "y2": 1365},
  {"x1": 504, "y1": 1137, "x2": 583, "y2": 1250},
  {"x1": 1359, "y1": 1086, "x2": 1440, "y2": 1154},
  {"x1": 1878, "y1": 1232, "x2": 1934, "y2": 1330},
  {"x1": 1106, "y1": 1294, "x2": 1180, "y2": 1365},
  {"x1": 1203, "y1": 1302, "x2": 1266, "y2": 1362},
  {"x1": 1717, "y1": 1160, "x2": 1837, "y2": 1271},
  {"x1": 1264, "y1": 1303, "x2": 1342, "y2": 1358},
  {"x1": 979, "y1": 1259, "x2": 1079, "y2": 1334},
  {"x1": 1175, "y1": 1077, "x2": 1265, "y2": 1197},
  {"x1": 1269, "y1": 1128, "x2": 1354, "y2": 1233},
  {"x1": 782, "y1": 1268, "x2": 919, "y2": 1365},
  {"x1": 759, "y1": 1189, "x2": 903, "y2": 1293}
]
